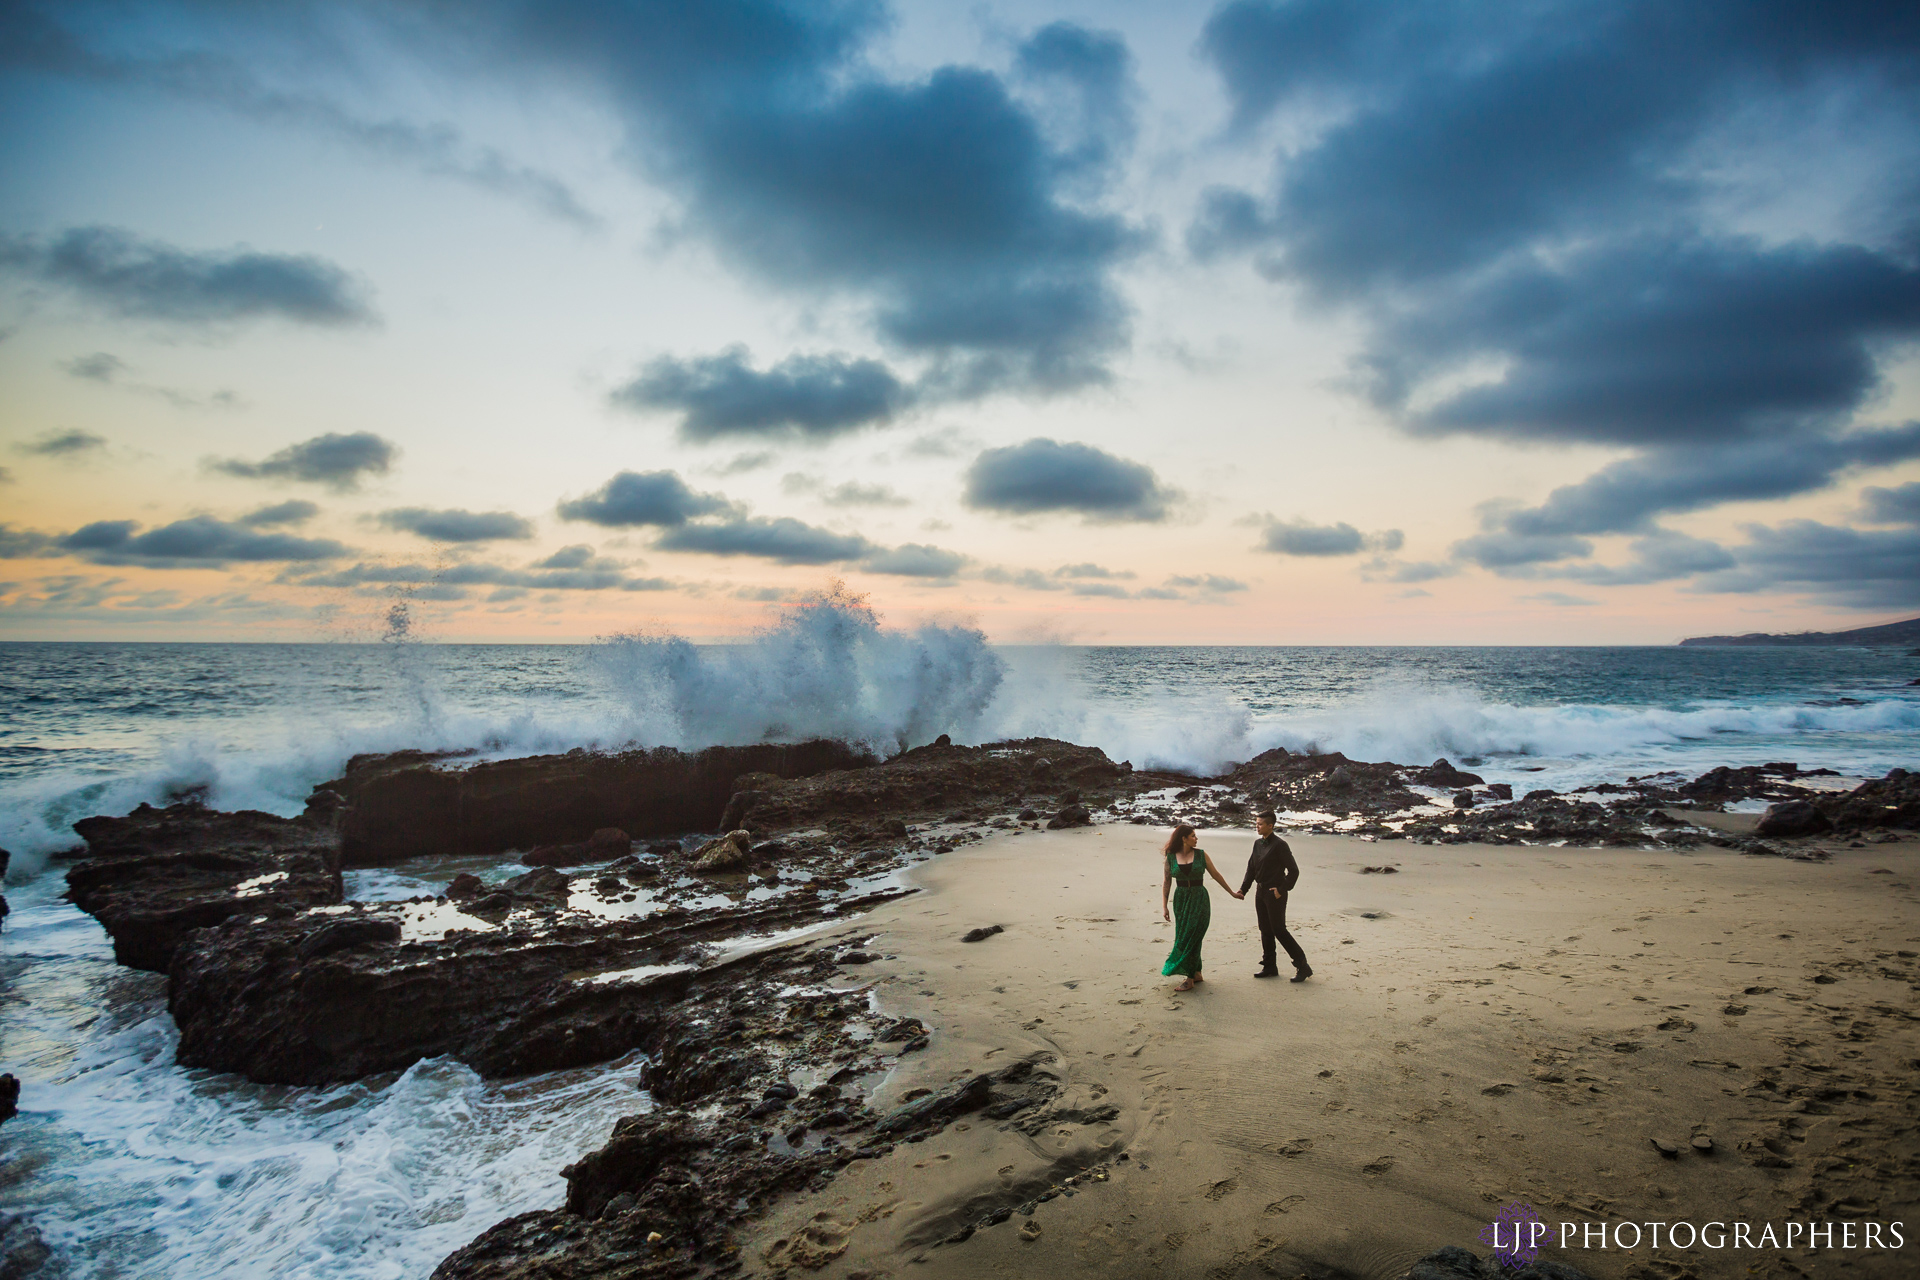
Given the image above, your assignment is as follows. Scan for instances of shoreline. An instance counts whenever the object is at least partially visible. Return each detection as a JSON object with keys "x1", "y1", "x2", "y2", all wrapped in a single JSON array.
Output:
[{"x1": 737, "y1": 823, "x2": 1919, "y2": 1279}]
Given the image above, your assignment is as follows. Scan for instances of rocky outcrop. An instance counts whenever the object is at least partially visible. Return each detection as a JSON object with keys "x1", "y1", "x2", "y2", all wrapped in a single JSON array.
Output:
[
  {"x1": 64, "y1": 802, "x2": 343, "y2": 972},
  {"x1": 1227, "y1": 749, "x2": 1426, "y2": 815},
  {"x1": 724, "y1": 737, "x2": 1130, "y2": 835},
  {"x1": 1756, "y1": 798, "x2": 1835, "y2": 838},
  {"x1": 317, "y1": 741, "x2": 873, "y2": 866},
  {"x1": 1785, "y1": 768, "x2": 1920, "y2": 833},
  {"x1": 167, "y1": 881, "x2": 915, "y2": 1086}
]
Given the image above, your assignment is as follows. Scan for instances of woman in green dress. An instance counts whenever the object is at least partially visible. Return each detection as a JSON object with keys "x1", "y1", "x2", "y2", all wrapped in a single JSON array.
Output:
[{"x1": 1160, "y1": 824, "x2": 1243, "y2": 992}]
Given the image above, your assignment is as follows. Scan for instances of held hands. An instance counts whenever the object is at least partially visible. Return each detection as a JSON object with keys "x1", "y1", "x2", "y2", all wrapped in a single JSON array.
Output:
[{"x1": 1231, "y1": 890, "x2": 1245, "y2": 900}]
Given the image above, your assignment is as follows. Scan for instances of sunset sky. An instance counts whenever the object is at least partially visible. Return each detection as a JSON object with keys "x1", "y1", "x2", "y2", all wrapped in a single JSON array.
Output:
[{"x1": 3, "y1": 0, "x2": 1917, "y2": 644}]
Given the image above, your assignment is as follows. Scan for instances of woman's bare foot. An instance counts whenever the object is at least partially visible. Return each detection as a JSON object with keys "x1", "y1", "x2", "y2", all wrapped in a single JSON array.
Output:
[
  {"x1": 1193, "y1": 972, "x2": 1206, "y2": 984},
  {"x1": 1174, "y1": 978, "x2": 1195, "y2": 992}
]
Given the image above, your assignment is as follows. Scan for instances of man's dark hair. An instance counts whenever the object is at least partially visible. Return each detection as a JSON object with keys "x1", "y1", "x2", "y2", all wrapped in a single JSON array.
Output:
[{"x1": 1256, "y1": 810, "x2": 1277, "y2": 823}]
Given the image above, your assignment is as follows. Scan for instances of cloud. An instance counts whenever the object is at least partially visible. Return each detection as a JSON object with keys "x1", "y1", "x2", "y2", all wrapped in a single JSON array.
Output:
[
  {"x1": 377, "y1": 507, "x2": 536, "y2": 542},
  {"x1": 1194, "y1": 0, "x2": 1920, "y2": 550},
  {"x1": 1451, "y1": 530, "x2": 1594, "y2": 570},
  {"x1": 0, "y1": 525, "x2": 55, "y2": 557},
  {"x1": 1135, "y1": 586, "x2": 1181, "y2": 600},
  {"x1": 556, "y1": 470, "x2": 737, "y2": 528},
  {"x1": 294, "y1": 551, "x2": 664, "y2": 596},
  {"x1": 211, "y1": 432, "x2": 397, "y2": 490},
  {"x1": 62, "y1": 351, "x2": 124, "y2": 382},
  {"x1": 1258, "y1": 518, "x2": 1401, "y2": 556},
  {"x1": 964, "y1": 437, "x2": 1175, "y2": 521},
  {"x1": 58, "y1": 515, "x2": 348, "y2": 567},
  {"x1": 0, "y1": 226, "x2": 375, "y2": 326},
  {"x1": 1054, "y1": 563, "x2": 1134, "y2": 580},
  {"x1": 1697, "y1": 519, "x2": 1920, "y2": 609},
  {"x1": 714, "y1": 450, "x2": 778, "y2": 475},
  {"x1": 653, "y1": 516, "x2": 872, "y2": 565},
  {"x1": 435, "y1": 6, "x2": 1144, "y2": 393},
  {"x1": 783, "y1": 474, "x2": 911, "y2": 507},
  {"x1": 1068, "y1": 581, "x2": 1130, "y2": 598},
  {"x1": 1519, "y1": 591, "x2": 1597, "y2": 607},
  {"x1": 18, "y1": 429, "x2": 106, "y2": 456},
  {"x1": 238, "y1": 500, "x2": 320, "y2": 528},
  {"x1": 860, "y1": 543, "x2": 966, "y2": 577},
  {"x1": 0, "y1": 4, "x2": 599, "y2": 229},
  {"x1": 1166, "y1": 573, "x2": 1249, "y2": 593},
  {"x1": 1861, "y1": 481, "x2": 1920, "y2": 524},
  {"x1": 615, "y1": 348, "x2": 912, "y2": 441},
  {"x1": 1545, "y1": 530, "x2": 1738, "y2": 586}
]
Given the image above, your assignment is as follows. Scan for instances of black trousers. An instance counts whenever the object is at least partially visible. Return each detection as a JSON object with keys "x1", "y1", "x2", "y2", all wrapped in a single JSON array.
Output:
[{"x1": 1256, "y1": 888, "x2": 1308, "y2": 970}]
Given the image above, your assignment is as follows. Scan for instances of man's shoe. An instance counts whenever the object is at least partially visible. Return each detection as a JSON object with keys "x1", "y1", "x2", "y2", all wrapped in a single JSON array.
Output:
[
  {"x1": 1290, "y1": 965, "x2": 1313, "y2": 983},
  {"x1": 1254, "y1": 966, "x2": 1280, "y2": 979}
]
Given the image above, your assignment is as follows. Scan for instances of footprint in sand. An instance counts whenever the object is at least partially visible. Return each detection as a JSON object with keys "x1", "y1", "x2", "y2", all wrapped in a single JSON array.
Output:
[
  {"x1": 1264, "y1": 1196, "x2": 1306, "y2": 1215},
  {"x1": 1362, "y1": 1157, "x2": 1395, "y2": 1175},
  {"x1": 1203, "y1": 1177, "x2": 1239, "y2": 1201}
]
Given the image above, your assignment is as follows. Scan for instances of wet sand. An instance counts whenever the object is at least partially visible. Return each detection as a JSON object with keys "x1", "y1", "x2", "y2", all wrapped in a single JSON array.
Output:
[{"x1": 747, "y1": 824, "x2": 1919, "y2": 1279}]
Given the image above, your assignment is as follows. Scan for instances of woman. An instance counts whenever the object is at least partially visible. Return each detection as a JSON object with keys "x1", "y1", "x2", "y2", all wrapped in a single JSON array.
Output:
[{"x1": 1160, "y1": 824, "x2": 1242, "y2": 992}]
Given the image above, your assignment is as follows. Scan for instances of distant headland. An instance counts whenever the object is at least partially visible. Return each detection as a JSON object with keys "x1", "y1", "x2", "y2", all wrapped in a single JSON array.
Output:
[{"x1": 1679, "y1": 615, "x2": 1920, "y2": 646}]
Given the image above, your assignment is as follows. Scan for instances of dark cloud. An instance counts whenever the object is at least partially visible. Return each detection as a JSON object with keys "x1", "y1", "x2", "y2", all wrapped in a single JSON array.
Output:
[
  {"x1": 534, "y1": 544, "x2": 596, "y2": 568},
  {"x1": 1699, "y1": 520, "x2": 1920, "y2": 609},
  {"x1": 59, "y1": 515, "x2": 348, "y2": 567},
  {"x1": 0, "y1": 226, "x2": 375, "y2": 326},
  {"x1": 1259, "y1": 518, "x2": 1401, "y2": 556},
  {"x1": 450, "y1": 5, "x2": 1142, "y2": 392},
  {"x1": 1135, "y1": 586, "x2": 1181, "y2": 600},
  {"x1": 0, "y1": 525, "x2": 54, "y2": 556},
  {"x1": 964, "y1": 438, "x2": 1175, "y2": 521},
  {"x1": 1367, "y1": 240, "x2": 1920, "y2": 448},
  {"x1": 62, "y1": 351, "x2": 124, "y2": 382},
  {"x1": 1363, "y1": 558, "x2": 1456, "y2": 584},
  {"x1": 19, "y1": 429, "x2": 106, "y2": 456},
  {"x1": 654, "y1": 516, "x2": 872, "y2": 565},
  {"x1": 556, "y1": 470, "x2": 736, "y2": 527},
  {"x1": 211, "y1": 432, "x2": 397, "y2": 490},
  {"x1": 239, "y1": 500, "x2": 320, "y2": 528},
  {"x1": 1545, "y1": 531, "x2": 1738, "y2": 586},
  {"x1": 377, "y1": 507, "x2": 536, "y2": 542},
  {"x1": 1451, "y1": 530, "x2": 1593, "y2": 571},
  {"x1": 615, "y1": 348, "x2": 912, "y2": 441},
  {"x1": 1861, "y1": 481, "x2": 1920, "y2": 524},
  {"x1": 860, "y1": 543, "x2": 966, "y2": 577},
  {"x1": 1196, "y1": 0, "x2": 1920, "y2": 551}
]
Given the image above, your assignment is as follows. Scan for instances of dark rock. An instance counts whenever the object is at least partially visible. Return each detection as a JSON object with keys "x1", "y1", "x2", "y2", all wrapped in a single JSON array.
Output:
[
  {"x1": 1487, "y1": 783, "x2": 1513, "y2": 801},
  {"x1": 1453, "y1": 790, "x2": 1476, "y2": 809},
  {"x1": 1326, "y1": 766, "x2": 1355, "y2": 791},
  {"x1": 876, "y1": 1073, "x2": 993, "y2": 1134},
  {"x1": 315, "y1": 741, "x2": 872, "y2": 866},
  {"x1": 0, "y1": 1073, "x2": 16, "y2": 1124},
  {"x1": 763, "y1": 1082, "x2": 799, "y2": 1100},
  {"x1": 294, "y1": 917, "x2": 402, "y2": 962},
  {"x1": 961, "y1": 924, "x2": 1003, "y2": 942},
  {"x1": 503, "y1": 866, "x2": 571, "y2": 897},
  {"x1": 690, "y1": 830, "x2": 751, "y2": 872},
  {"x1": 0, "y1": 1212, "x2": 51, "y2": 1277},
  {"x1": 1016, "y1": 808, "x2": 1039, "y2": 821},
  {"x1": 1228, "y1": 749, "x2": 1425, "y2": 817},
  {"x1": 1056, "y1": 789, "x2": 1081, "y2": 805},
  {"x1": 165, "y1": 884, "x2": 916, "y2": 1085},
  {"x1": 1756, "y1": 799, "x2": 1834, "y2": 838},
  {"x1": 1046, "y1": 804, "x2": 1093, "y2": 830},
  {"x1": 586, "y1": 828, "x2": 630, "y2": 857},
  {"x1": 64, "y1": 802, "x2": 342, "y2": 973},
  {"x1": 1420, "y1": 758, "x2": 1485, "y2": 789},
  {"x1": 445, "y1": 873, "x2": 485, "y2": 900},
  {"x1": 876, "y1": 1017, "x2": 927, "y2": 1042},
  {"x1": 837, "y1": 950, "x2": 876, "y2": 965},
  {"x1": 1524, "y1": 789, "x2": 1556, "y2": 801}
]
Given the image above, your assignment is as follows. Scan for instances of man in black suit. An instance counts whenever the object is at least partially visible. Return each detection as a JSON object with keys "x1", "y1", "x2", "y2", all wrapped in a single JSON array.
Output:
[{"x1": 1241, "y1": 811, "x2": 1312, "y2": 981}]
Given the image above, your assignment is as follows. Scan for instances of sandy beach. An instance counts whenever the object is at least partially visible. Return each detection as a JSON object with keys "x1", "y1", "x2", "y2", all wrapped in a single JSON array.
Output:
[{"x1": 747, "y1": 822, "x2": 1919, "y2": 1279}]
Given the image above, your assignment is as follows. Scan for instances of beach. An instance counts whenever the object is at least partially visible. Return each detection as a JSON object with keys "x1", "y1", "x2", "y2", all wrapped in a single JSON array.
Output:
[{"x1": 745, "y1": 821, "x2": 1919, "y2": 1279}]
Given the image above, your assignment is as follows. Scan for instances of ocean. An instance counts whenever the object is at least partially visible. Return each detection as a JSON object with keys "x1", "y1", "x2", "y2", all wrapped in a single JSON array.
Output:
[{"x1": 2, "y1": 620, "x2": 1918, "y2": 1277}]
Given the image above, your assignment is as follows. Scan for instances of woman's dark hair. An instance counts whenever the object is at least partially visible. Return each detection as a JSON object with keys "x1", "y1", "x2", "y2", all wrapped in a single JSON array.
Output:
[{"x1": 1163, "y1": 823, "x2": 1196, "y2": 856}]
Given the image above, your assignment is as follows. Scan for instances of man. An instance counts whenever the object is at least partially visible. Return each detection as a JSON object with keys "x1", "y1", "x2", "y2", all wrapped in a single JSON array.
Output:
[{"x1": 1241, "y1": 810, "x2": 1312, "y2": 981}]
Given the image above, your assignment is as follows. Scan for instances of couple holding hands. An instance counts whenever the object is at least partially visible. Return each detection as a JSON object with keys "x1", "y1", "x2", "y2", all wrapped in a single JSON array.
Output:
[{"x1": 1160, "y1": 811, "x2": 1313, "y2": 993}]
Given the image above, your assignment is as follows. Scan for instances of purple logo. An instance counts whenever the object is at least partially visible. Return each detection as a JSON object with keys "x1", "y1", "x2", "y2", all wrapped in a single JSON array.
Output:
[{"x1": 1479, "y1": 1202, "x2": 1547, "y2": 1267}]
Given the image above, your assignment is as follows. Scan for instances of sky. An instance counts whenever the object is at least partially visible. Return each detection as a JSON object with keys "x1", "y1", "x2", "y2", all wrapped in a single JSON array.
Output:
[{"x1": 2, "y1": 0, "x2": 1918, "y2": 644}]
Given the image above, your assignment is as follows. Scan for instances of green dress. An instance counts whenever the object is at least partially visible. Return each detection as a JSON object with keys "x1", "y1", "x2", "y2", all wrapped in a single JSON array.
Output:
[{"x1": 1161, "y1": 849, "x2": 1211, "y2": 978}]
